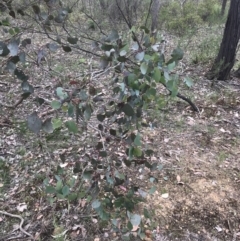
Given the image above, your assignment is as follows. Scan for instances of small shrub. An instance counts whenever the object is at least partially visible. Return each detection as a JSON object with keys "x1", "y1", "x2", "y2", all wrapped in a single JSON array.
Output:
[
  {"x1": 190, "y1": 34, "x2": 221, "y2": 64},
  {"x1": 159, "y1": 0, "x2": 223, "y2": 36},
  {"x1": 197, "y1": 0, "x2": 221, "y2": 23}
]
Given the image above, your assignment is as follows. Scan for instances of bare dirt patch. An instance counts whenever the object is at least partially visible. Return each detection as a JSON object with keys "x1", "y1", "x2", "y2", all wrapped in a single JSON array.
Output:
[{"x1": 143, "y1": 78, "x2": 240, "y2": 241}]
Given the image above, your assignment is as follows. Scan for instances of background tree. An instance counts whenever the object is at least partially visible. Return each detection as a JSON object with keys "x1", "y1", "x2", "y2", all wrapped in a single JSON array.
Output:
[
  {"x1": 221, "y1": 0, "x2": 228, "y2": 16},
  {"x1": 206, "y1": 0, "x2": 240, "y2": 80},
  {"x1": 150, "y1": 0, "x2": 162, "y2": 34}
]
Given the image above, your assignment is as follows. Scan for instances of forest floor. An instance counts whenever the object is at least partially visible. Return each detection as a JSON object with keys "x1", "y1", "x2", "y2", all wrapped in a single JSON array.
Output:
[{"x1": 0, "y1": 29, "x2": 240, "y2": 241}]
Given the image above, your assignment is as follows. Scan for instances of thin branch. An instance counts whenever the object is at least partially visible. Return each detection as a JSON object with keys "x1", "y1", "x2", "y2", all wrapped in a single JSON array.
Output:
[
  {"x1": 115, "y1": 0, "x2": 142, "y2": 51},
  {"x1": 144, "y1": 0, "x2": 153, "y2": 28},
  {"x1": 0, "y1": 211, "x2": 34, "y2": 240},
  {"x1": 82, "y1": 11, "x2": 107, "y2": 36}
]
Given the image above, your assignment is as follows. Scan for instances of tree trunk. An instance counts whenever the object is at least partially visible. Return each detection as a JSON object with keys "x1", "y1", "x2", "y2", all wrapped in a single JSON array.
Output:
[
  {"x1": 98, "y1": 0, "x2": 106, "y2": 9},
  {"x1": 221, "y1": 0, "x2": 228, "y2": 16},
  {"x1": 150, "y1": 0, "x2": 161, "y2": 33},
  {"x1": 206, "y1": 0, "x2": 240, "y2": 80}
]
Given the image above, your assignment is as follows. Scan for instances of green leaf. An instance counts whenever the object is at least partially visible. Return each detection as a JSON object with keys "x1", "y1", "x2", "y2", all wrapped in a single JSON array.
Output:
[
  {"x1": 153, "y1": 67, "x2": 161, "y2": 82},
  {"x1": 6, "y1": 61, "x2": 16, "y2": 74},
  {"x1": 21, "y1": 81, "x2": 34, "y2": 94},
  {"x1": 79, "y1": 90, "x2": 88, "y2": 101},
  {"x1": 21, "y1": 38, "x2": 31, "y2": 47},
  {"x1": 32, "y1": 5, "x2": 40, "y2": 14},
  {"x1": 122, "y1": 103, "x2": 134, "y2": 116},
  {"x1": 42, "y1": 118, "x2": 53, "y2": 133},
  {"x1": 45, "y1": 186, "x2": 56, "y2": 194},
  {"x1": 56, "y1": 87, "x2": 68, "y2": 99},
  {"x1": 133, "y1": 147, "x2": 142, "y2": 157},
  {"x1": 97, "y1": 114, "x2": 105, "y2": 122},
  {"x1": 51, "y1": 100, "x2": 61, "y2": 110},
  {"x1": 130, "y1": 214, "x2": 141, "y2": 226},
  {"x1": 120, "y1": 49, "x2": 127, "y2": 56},
  {"x1": 151, "y1": 44, "x2": 159, "y2": 52},
  {"x1": 7, "y1": 39, "x2": 19, "y2": 56},
  {"x1": 105, "y1": 29, "x2": 119, "y2": 42},
  {"x1": 115, "y1": 197, "x2": 124, "y2": 208},
  {"x1": 135, "y1": 51, "x2": 144, "y2": 61},
  {"x1": 131, "y1": 42, "x2": 139, "y2": 51},
  {"x1": 144, "y1": 54, "x2": 152, "y2": 61},
  {"x1": 83, "y1": 171, "x2": 92, "y2": 180},
  {"x1": 19, "y1": 52, "x2": 26, "y2": 63},
  {"x1": 68, "y1": 193, "x2": 77, "y2": 201},
  {"x1": 110, "y1": 129, "x2": 116, "y2": 136},
  {"x1": 92, "y1": 199, "x2": 101, "y2": 209},
  {"x1": 9, "y1": 28, "x2": 14, "y2": 35},
  {"x1": 0, "y1": 41, "x2": 10, "y2": 56},
  {"x1": 114, "y1": 171, "x2": 125, "y2": 180},
  {"x1": 62, "y1": 45, "x2": 71, "y2": 52},
  {"x1": 84, "y1": 106, "x2": 92, "y2": 121},
  {"x1": 140, "y1": 62, "x2": 147, "y2": 75},
  {"x1": 98, "y1": 209, "x2": 110, "y2": 221},
  {"x1": 62, "y1": 185, "x2": 70, "y2": 197},
  {"x1": 68, "y1": 103, "x2": 74, "y2": 117},
  {"x1": 134, "y1": 133, "x2": 141, "y2": 146},
  {"x1": 171, "y1": 47, "x2": 184, "y2": 61},
  {"x1": 166, "y1": 79, "x2": 178, "y2": 97},
  {"x1": 146, "y1": 88, "x2": 156, "y2": 97},
  {"x1": 149, "y1": 186, "x2": 157, "y2": 194},
  {"x1": 145, "y1": 149, "x2": 154, "y2": 156},
  {"x1": 52, "y1": 118, "x2": 62, "y2": 129},
  {"x1": 65, "y1": 120, "x2": 78, "y2": 133},
  {"x1": 27, "y1": 112, "x2": 42, "y2": 134},
  {"x1": 47, "y1": 42, "x2": 59, "y2": 52},
  {"x1": 56, "y1": 180, "x2": 63, "y2": 191},
  {"x1": 56, "y1": 193, "x2": 65, "y2": 199},
  {"x1": 184, "y1": 77, "x2": 193, "y2": 87},
  {"x1": 168, "y1": 61, "x2": 176, "y2": 71},
  {"x1": 99, "y1": 56, "x2": 109, "y2": 69},
  {"x1": 14, "y1": 69, "x2": 29, "y2": 81},
  {"x1": 140, "y1": 26, "x2": 150, "y2": 34},
  {"x1": 67, "y1": 37, "x2": 78, "y2": 44},
  {"x1": 99, "y1": 151, "x2": 107, "y2": 157},
  {"x1": 127, "y1": 221, "x2": 133, "y2": 230}
]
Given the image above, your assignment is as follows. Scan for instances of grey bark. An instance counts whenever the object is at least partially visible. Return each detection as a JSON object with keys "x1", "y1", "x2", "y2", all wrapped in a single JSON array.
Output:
[
  {"x1": 206, "y1": 0, "x2": 240, "y2": 80},
  {"x1": 150, "y1": 0, "x2": 161, "y2": 33}
]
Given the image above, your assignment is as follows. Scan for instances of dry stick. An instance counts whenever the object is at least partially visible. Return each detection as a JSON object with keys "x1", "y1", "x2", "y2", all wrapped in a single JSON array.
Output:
[
  {"x1": 176, "y1": 92, "x2": 199, "y2": 112},
  {"x1": 0, "y1": 211, "x2": 34, "y2": 240},
  {"x1": 160, "y1": 82, "x2": 199, "y2": 112}
]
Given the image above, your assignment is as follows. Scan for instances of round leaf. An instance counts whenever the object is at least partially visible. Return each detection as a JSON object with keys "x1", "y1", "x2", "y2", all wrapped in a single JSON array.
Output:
[
  {"x1": 51, "y1": 100, "x2": 61, "y2": 110},
  {"x1": 140, "y1": 62, "x2": 148, "y2": 75},
  {"x1": 92, "y1": 199, "x2": 101, "y2": 209},
  {"x1": 65, "y1": 120, "x2": 78, "y2": 133},
  {"x1": 27, "y1": 112, "x2": 42, "y2": 134},
  {"x1": 122, "y1": 103, "x2": 134, "y2": 116}
]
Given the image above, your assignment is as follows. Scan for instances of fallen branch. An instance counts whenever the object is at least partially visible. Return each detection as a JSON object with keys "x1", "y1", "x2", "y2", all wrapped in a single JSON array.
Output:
[
  {"x1": 176, "y1": 92, "x2": 199, "y2": 112},
  {"x1": 161, "y1": 83, "x2": 199, "y2": 112},
  {"x1": 0, "y1": 211, "x2": 34, "y2": 240}
]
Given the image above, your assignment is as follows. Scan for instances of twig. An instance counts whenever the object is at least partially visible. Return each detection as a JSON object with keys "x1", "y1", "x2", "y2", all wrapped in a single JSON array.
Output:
[{"x1": 0, "y1": 211, "x2": 34, "y2": 240}]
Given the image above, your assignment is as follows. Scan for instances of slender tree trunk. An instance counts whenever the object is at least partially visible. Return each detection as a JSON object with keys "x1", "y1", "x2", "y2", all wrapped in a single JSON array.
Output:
[
  {"x1": 98, "y1": 0, "x2": 106, "y2": 9},
  {"x1": 150, "y1": 0, "x2": 161, "y2": 33},
  {"x1": 206, "y1": 0, "x2": 240, "y2": 80},
  {"x1": 221, "y1": 0, "x2": 228, "y2": 16}
]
